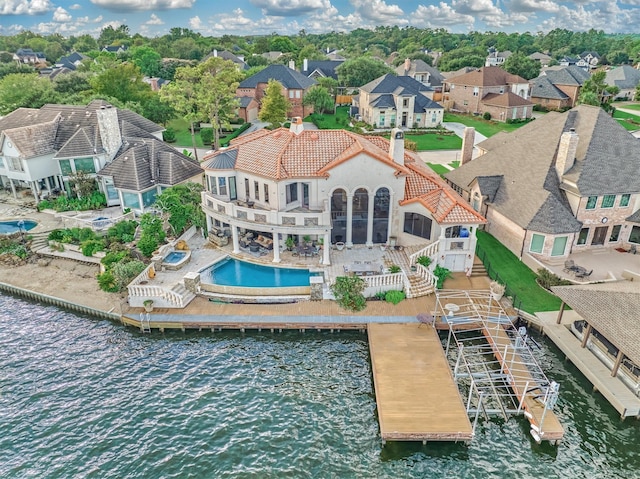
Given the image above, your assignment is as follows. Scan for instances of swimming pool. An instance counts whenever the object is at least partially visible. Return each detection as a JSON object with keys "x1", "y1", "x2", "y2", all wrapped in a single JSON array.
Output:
[
  {"x1": 164, "y1": 251, "x2": 187, "y2": 263},
  {"x1": 203, "y1": 257, "x2": 311, "y2": 288},
  {"x1": 0, "y1": 220, "x2": 37, "y2": 234}
]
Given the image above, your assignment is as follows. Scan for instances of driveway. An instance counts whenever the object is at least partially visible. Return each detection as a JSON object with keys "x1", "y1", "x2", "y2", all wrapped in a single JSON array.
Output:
[{"x1": 442, "y1": 122, "x2": 488, "y2": 145}]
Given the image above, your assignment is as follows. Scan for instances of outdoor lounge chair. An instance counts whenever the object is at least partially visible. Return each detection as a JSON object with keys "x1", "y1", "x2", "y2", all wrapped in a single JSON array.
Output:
[
  {"x1": 575, "y1": 269, "x2": 593, "y2": 279},
  {"x1": 563, "y1": 260, "x2": 576, "y2": 273}
]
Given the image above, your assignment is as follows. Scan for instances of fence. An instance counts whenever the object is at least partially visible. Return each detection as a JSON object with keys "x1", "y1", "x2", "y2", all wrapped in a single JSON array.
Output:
[{"x1": 475, "y1": 243, "x2": 523, "y2": 313}]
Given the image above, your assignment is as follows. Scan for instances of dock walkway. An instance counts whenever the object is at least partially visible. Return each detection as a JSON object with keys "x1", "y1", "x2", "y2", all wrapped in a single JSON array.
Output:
[
  {"x1": 537, "y1": 311, "x2": 640, "y2": 418},
  {"x1": 368, "y1": 323, "x2": 473, "y2": 443}
]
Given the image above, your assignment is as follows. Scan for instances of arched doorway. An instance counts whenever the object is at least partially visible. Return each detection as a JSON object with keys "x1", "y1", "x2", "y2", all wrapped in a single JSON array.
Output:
[
  {"x1": 352, "y1": 188, "x2": 369, "y2": 244},
  {"x1": 373, "y1": 187, "x2": 390, "y2": 244},
  {"x1": 331, "y1": 189, "x2": 347, "y2": 243}
]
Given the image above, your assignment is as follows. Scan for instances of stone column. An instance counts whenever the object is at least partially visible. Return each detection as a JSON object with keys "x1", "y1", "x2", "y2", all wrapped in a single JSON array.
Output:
[
  {"x1": 346, "y1": 194, "x2": 353, "y2": 248},
  {"x1": 231, "y1": 224, "x2": 240, "y2": 254},
  {"x1": 322, "y1": 232, "x2": 331, "y2": 265},
  {"x1": 366, "y1": 192, "x2": 375, "y2": 247},
  {"x1": 386, "y1": 191, "x2": 395, "y2": 245},
  {"x1": 272, "y1": 233, "x2": 281, "y2": 263}
]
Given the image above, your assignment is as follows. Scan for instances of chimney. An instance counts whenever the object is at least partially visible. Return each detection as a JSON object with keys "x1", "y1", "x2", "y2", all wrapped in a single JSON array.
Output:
[
  {"x1": 404, "y1": 58, "x2": 411, "y2": 73},
  {"x1": 555, "y1": 128, "x2": 578, "y2": 179},
  {"x1": 289, "y1": 60, "x2": 295, "y2": 70},
  {"x1": 460, "y1": 127, "x2": 475, "y2": 165},
  {"x1": 290, "y1": 117, "x2": 304, "y2": 135},
  {"x1": 389, "y1": 128, "x2": 405, "y2": 165},
  {"x1": 213, "y1": 49, "x2": 218, "y2": 57},
  {"x1": 303, "y1": 58, "x2": 308, "y2": 73}
]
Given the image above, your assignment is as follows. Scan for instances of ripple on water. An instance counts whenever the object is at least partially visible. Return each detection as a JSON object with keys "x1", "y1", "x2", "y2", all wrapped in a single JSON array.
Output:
[{"x1": 1, "y1": 296, "x2": 640, "y2": 478}]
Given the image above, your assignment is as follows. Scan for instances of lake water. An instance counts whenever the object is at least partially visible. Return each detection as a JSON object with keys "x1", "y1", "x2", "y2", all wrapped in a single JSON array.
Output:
[{"x1": 1, "y1": 293, "x2": 639, "y2": 478}]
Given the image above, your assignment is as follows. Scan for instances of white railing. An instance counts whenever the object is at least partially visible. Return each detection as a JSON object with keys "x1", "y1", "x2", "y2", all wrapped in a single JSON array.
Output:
[
  {"x1": 58, "y1": 210, "x2": 135, "y2": 231},
  {"x1": 409, "y1": 240, "x2": 440, "y2": 267},
  {"x1": 202, "y1": 192, "x2": 331, "y2": 228},
  {"x1": 415, "y1": 263, "x2": 437, "y2": 288},
  {"x1": 127, "y1": 263, "x2": 188, "y2": 308},
  {"x1": 363, "y1": 272, "x2": 405, "y2": 297}
]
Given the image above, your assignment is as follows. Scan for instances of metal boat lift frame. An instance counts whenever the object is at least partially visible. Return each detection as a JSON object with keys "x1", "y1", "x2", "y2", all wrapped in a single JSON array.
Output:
[{"x1": 435, "y1": 290, "x2": 561, "y2": 443}]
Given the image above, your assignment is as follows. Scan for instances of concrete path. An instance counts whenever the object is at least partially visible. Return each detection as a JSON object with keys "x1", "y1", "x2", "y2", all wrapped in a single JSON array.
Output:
[{"x1": 442, "y1": 122, "x2": 488, "y2": 145}]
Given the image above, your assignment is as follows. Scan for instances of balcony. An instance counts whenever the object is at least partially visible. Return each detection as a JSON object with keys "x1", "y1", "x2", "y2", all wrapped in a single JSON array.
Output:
[{"x1": 202, "y1": 192, "x2": 331, "y2": 231}]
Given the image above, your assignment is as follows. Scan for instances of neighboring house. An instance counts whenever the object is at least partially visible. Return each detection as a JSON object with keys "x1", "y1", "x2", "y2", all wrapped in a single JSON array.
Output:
[
  {"x1": 204, "y1": 49, "x2": 248, "y2": 71},
  {"x1": 0, "y1": 100, "x2": 201, "y2": 213},
  {"x1": 301, "y1": 59, "x2": 343, "y2": 80},
  {"x1": 395, "y1": 58, "x2": 445, "y2": 92},
  {"x1": 559, "y1": 56, "x2": 579, "y2": 67},
  {"x1": 354, "y1": 74, "x2": 443, "y2": 128},
  {"x1": 580, "y1": 51, "x2": 601, "y2": 69},
  {"x1": 530, "y1": 66, "x2": 590, "y2": 110},
  {"x1": 55, "y1": 52, "x2": 88, "y2": 71},
  {"x1": 485, "y1": 50, "x2": 512, "y2": 67},
  {"x1": 326, "y1": 49, "x2": 345, "y2": 61},
  {"x1": 143, "y1": 77, "x2": 170, "y2": 91},
  {"x1": 442, "y1": 66, "x2": 533, "y2": 121},
  {"x1": 236, "y1": 64, "x2": 317, "y2": 121},
  {"x1": 200, "y1": 120, "x2": 485, "y2": 270},
  {"x1": 605, "y1": 65, "x2": 640, "y2": 100},
  {"x1": 528, "y1": 52, "x2": 553, "y2": 67},
  {"x1": 260, "y1": 51, "x2": 283, "y2": 62},
  {"x1": 102, "y1": 45, "x2": 127, "y2": 54},
  {"x1": 445, "y1": 105, "x2": 640, "y2": 264},
  {"x1": 13, "y1": 48, "x2": 46, "y2": 65}
]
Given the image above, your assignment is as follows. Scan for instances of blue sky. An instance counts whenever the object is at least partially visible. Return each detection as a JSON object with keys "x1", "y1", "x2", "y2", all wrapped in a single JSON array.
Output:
[{"x1": 2, "y1": 0, "x2": 640, "y2": 37}]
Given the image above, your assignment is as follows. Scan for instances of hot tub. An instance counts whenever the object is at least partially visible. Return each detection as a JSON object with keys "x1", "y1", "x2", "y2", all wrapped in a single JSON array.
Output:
[{"x1": 162, "y1": 250, "x2": 191, "y2": 270}]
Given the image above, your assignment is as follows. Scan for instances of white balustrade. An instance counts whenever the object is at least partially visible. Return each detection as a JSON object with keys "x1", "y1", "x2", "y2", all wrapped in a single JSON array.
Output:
[
  {"x1": 409, "y1": 240, "x2": 440, "y2": 266},
  {"x1": 415, "y1": 263, "x2": 437, "y2": 288}
]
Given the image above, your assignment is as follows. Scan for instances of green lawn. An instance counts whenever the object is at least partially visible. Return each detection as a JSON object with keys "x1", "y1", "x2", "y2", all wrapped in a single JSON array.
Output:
[
  {"x1": 443, "y1": 113, "x2": 528, "y2": 137},
  {"x1": 426, "y1": 163, "x2": 451, "y2": 175},
  {"x1": 613, "y1": 109, "x2": 640, "y2": 131},
  {"x1": 618, "y1": 103, "x2": 640, "y2": 111},
  {"x1": 406, "y1": 133, "x2": 462, "y2": 150},
  {"x1": 476, "y1": 230, "x2": 563, "y2": 313},
  {"x1": 167, "y1": 118, "x2": 205, "y2": 148},
  {"x1": 449, "y1": 160, "x2": 460, "y2": 168},
  {"x1": 304, "y1": 106, "x2": 350, "y2": 129}
]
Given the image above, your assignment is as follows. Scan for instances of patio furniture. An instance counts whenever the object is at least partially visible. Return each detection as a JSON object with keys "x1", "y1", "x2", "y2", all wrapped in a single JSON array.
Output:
[
  {"x1": 563, "y1": 260, "x2": 577, "y2": 273},
  {"x1": 575, "y1": 269, "x2": 593, "y2": 279},
  {"x1": 417, "y1": 313, "x2": 435, "y2": 328},
  {"x1": 349, "y1": 261, "x2": 383, "y2": 275}
]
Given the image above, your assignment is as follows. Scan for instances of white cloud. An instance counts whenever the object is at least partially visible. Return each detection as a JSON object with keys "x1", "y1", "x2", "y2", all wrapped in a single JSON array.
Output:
[
  {"x1": 0, "y1": 24, "x2": 26, "y2": 34},
  {"x1": 507, "y1": 0, "x2": 560, "y2": 12},
  {"x1": 53, "y1": 7, "x2": 72, "y2": 22},
  {"x1": 69, "y1": 3, "x2": 81, "y2": 9},
  {"x1": 351, "y1": 0, "x2": 405, "y2": 23},
  {"x1": 189, "y1": 15, "x2": 202, "y2": 30},
  {"x1": 538, "y1": 1, "x2": 634, "y2": 32},
  {"x1": 90, "y1": 0, "x2": 194, "y2": 12},
  {"x1": 1, "y1": 0, "x2": 53, "y2": 15},
  {"x1": 145, "y1": 13, "x2": 164, "y2": 25},
  {"x1": 411, "y1": 3, "x2": 475, "y2": 28},
  {"x1": 250, "y1": 0, "x2": 329, "y2": 16},
  {"x1": 452, "y1": 0, "x2": 528, "y2": 28},
  {"x1": 93, "y1": 15, "x2": 103, "y2": 23}
]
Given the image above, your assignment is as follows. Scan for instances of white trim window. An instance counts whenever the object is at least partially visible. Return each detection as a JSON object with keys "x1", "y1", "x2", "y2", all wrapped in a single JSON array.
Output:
[{"x1": 530, "y1": 233, "x2": 544, "y2": 253}]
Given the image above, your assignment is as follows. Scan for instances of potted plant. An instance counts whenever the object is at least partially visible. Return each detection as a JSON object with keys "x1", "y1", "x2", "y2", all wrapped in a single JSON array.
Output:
[
  {"x1": 490, "y1": 281, "x2": 505, "y2": 301},
  {"x1": 416, "y1": 255, "x2": 432, "y2": 268},
  {"x1": 388, "y1": 265, "x2": 401, "y2": 274},
  {"x1": 303, "y1": 234, "x2": 311, "y2": 246},
  {"x1": 143, "y1": 299, "x2": 154, "y2": 312},
  {"x1": 285, "y1": 236, "x2": 295, "y2": 251},
  {"x1": 317, "y1": 237, "x2": 324, "y2": 249}
]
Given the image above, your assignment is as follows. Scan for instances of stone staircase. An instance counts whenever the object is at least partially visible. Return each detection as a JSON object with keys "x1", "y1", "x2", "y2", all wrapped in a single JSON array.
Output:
[
  {"x1": 28, "y1": 231, "x2": 50, "y2": 253},
  {"x1": 470, "y1": 260, "x2": 488, "y2": 277},
  {"x1": 407, "y1": 274, "x2": 435, "y2": 298},
  {"x1": 383, "y1": 244, "x2": 435, "y2": 298},
  {"x1": 170, "y1": 282, "x2": 196, "y2": 306}
]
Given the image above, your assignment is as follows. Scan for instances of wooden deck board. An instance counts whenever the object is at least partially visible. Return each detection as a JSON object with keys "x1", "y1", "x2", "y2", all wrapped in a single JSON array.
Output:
[{"x1": 368, "y1": 323, "x2": 473, "y2": 442}]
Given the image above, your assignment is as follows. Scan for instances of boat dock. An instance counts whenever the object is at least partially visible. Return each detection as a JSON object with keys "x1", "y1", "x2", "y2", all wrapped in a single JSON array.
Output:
[{"x1": 368, "y1": 323, "x2": 473, "y2": 444}]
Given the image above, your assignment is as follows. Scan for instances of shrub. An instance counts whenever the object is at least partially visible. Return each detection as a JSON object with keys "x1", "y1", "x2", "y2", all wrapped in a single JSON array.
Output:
[
  {"x1": 137, "y1": 233, "x2": 159, "y2": 258},
  {"x1": 81, "y1": 239, "x2": 105, "y2": 256},
  {"x1": 433, "y1": 265, "x2": 452, "y2": 289},
  {"x1": 37, "y1": 199, "x2": 54, "y2": 211},
  {"x1": 162, "y1": 127, "x2": 176, "y2": 142},
  {"x1": 101, "y1": 250, "x2": 131, "y2": 270},
  {"x1": 331, "y1": 276, "x2": 366, "y2": 312},
  {"x1": 112, "y1": 260, "x2": 146, "y2": 290},
  {"x1": 48, "y1": 229, "x2": 65, "y2": 242},
  {"x1": 200, "y1": 127, "x2": 213, "y2": 145},
  {"x1": 385, "y1": 290, "x2": 406, "y2": 305},
  {"x1": 536, "y1": 268, "x2": 572, "y2": 290},
  {"x1": 483, "y1": 112, "x2": 491, "y2": 120},
  {"x1": 416, "y1": 256, "x2": 432, "y2": 268},
  {"x1": 97, "y1": 271, "x2": 119, "y2": 292},
  {"x1": 107, "y1": 220, "x2": 138, "y2": 244},
  {"x1": 388, "y1": 264, "x2": 401, "y2": 274}
]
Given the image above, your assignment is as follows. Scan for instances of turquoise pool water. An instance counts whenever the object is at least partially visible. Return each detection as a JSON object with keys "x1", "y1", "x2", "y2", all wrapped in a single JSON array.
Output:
[
  {"x1": 164, "y1": 251, "x2": 187, "y2": 263},
  {"x1": 0, "y1": 220, "x2": 37, "y2": 234},
  {"x1": 204, "y1": 257, "x2": 311, "y2": 287}
]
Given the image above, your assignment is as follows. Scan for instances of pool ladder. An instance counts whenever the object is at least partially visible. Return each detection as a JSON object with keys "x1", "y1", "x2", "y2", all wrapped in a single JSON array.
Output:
[{"x1": 139, "y1": 312, "x2": 151, "y2": 333}]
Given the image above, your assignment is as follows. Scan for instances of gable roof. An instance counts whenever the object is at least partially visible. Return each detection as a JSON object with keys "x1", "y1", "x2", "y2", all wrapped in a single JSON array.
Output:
[
  {"x1": 204, "y1": 50, "x2": 248, "y2": 70},
  {"x1": 302, "y1": 60, "x2": 344, "y2": 80},
  {"x1": 3, "y1": 116, "x2": 60, "y2": 159},
  {"x1": 395, "y1": 60, "x2": 445, "y2": 87},
  {"x1": 99, "y1": 138, "x2": 202, "y2": 190},
  {"x1": 552, "y1": 281, "x2": 640, "y2": 367},
  {"x1": 605, "y1": 65, "x2": 640, "y2": 90},
  {"x1": 239, "y1": 64, "x2": 316, "y2": 90},
  {"x1": 482, "y1": 91, "x2": 533, "y2": 107},
  {"x1": 530, "y1": 76, "x2": 570, "y2": 100},
  {"x1": 360, "y1": 73, "x2": 433, "y2": 96},
  {"x1": 541, "y1": 66, "x2": 590, "y2": 86},
  {"x1": 445, "y1": 66, "x2": 528, "y2": 87}
]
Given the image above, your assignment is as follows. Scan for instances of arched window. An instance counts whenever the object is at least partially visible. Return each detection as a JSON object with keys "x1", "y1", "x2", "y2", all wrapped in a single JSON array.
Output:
[
  {"x1": 330, "y1": 189, "x2": 347, "y2": 243},
  {"x1": 373, "y1": 188, "x2": 390, "y2": 244},
  {"x1": 352, "y1": 188, "x2": 369, "y2": 244}
]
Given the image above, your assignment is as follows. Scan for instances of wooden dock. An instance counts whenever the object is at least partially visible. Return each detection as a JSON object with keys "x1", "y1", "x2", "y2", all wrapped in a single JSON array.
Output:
[
  {"x1": 368, "y1": 323, "x2": 473, "y2": 444},
  {"x1": 482, "y1": 323, "x2": 565, "y2": 443}
]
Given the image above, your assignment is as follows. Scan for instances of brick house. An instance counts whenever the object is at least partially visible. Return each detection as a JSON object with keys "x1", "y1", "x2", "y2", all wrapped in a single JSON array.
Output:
[
  {"x1": 445, "y1": 105, "x2": 640, "y2": 263},
  {"x1": 442, "y1": 66, "x2": 533, "y2": 121},
  {"x1": 236, "y1": 64, "x2": 316, "y2": 122},
  {"x1": 530, "y1": 66, "x2": 590, "y2": 110}
]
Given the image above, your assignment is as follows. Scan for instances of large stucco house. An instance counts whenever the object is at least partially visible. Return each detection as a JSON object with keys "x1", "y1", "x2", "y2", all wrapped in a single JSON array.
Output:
[
  {"x1": 442, "y1": 66, "x2": 533, "y2": 121},
  {"x1": 200, "y1": 120, "x2": 485, "y2": 270},
  {"x1": 353, "y1": 74, "x2": 444, "y2": 129},
  {"x1": 0, "y1": 100, "x2": 202, "y2": 213},
  {"x1": 445, "y1": 105, "x2": 640, "y2": 264}
]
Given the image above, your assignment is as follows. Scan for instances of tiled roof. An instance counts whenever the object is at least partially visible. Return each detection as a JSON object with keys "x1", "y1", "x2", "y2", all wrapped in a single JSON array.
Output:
[
  {"x1": 445, "y1": 66, "x2": 528, "y2": 87},
  {"x1": 0, "y1": 108, "x2": 60, "y2": 132},
  {"x1": 402, "y1": 161, "x2": 486, "y2": 224},
  {"x1": 605, "y1": 65, "x2": 640, "y2": 90},
  {"x1": 627, "y1": 209, "x2": 640, "y2": 223},
  {"x1": 482, "y1": 91, "x2": 533, "y2": 107},
  {"x1": 239, "y1": 64, "x2": 316, "y2": 90},
  {"x1": 54, "y1": 126, "x2": 103, "y2": 159},
  {"x1": 202, "y1": 128, "x2": 412, "y2": 181},
  {"x1": 3, "y1": 117, "x2": 60, "y2": 158},
  {"x1": 99, "y1": 138, "x2": 202, "y2": 190},
  {"x1": 551, "y1": 281, "x2": 640, "y2": 367},
  {"x1": 530, "y1": 76, "x2": 569, "y2": 100}
]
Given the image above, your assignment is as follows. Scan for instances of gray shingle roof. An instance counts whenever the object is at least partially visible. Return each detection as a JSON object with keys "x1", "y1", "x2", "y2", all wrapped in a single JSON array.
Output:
[
  {"x1": 627, "y1": 209, "x2": 640, "y2": 223},
  {"x1": 302, "y1": 60, "x2": 344, "y2": 80},
  {"x1": 446, "y1": 105, "x2": 634, "y2": 234},
  {"x1": 54, "y1": 126, "x2": 103, "y2": 159},
  {"x1": 3, "y1": 117, "x2": 60, "y2": 159},
  {"x1": 475, "y1": 176, "x2": 502, "y2": 202},
  {"x1": 236, "y1": 96, "x2": 254, "y2": 108},
  {"x1": 202, "y1": 149, "x2": 237, "y2": 170},
  {"x1": 371, "y1": 94, "x2": 396, "y2": 109},
  {"x1": 531, "y1": 76, "x2": 569, "y2": 100},
  {"x1": 605, "y1": 65, "x2": 640, "y2": 90},
  {"x1": 551, "y1": 281, "x2": 640, "y2": 367},
  {"x1": 395, "y1": 60, "x2": 444, "y2": 87},
  {"x1": 99, "y1": 138, "x2": 202, "y2": 190},
  {"x1": 542, "y1": 66, "x2": 590, "y2": 86},
  {"x1": 239, "y1": 64, "x2": 316, "y2": 90},
  {"x1": 360, "y1": 73, "x2": 433, "y2": 96}
]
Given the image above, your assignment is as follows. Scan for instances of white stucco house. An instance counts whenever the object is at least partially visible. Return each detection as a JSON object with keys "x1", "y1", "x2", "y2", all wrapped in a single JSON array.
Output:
[{"x1": 200, "y1": 119, "x2": 485, "y2": 271}]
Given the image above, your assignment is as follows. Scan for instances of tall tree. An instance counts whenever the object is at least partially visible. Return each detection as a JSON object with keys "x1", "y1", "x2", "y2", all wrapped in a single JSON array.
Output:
[
  {"x1": 0, "y1": 73, "x2": 58, "y2": 114},
  {"x1": 503, "y1": 53, "x2": 541, "y2": 80},
  {"x1": 303, "y1": 86, "x2": 334, "y2": 116},
  {"x1": 89, "y1": 62, "x2": 151, "y2": 105},
  {"x1": 259, "y1": 80, "x2": 290, "y2": 126},
  {"x1": 196, "y1": 57, "x2": 244, "y2": 150},
  {"x1": 336, "y1": 57, "x2": 394, "y2": 87},
  {"x1": 130, "y1": 46, "x2": 162, "y2": 77},
  {"x1": 579, "y1": 70, "x2": 619, "y2": 110}
]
